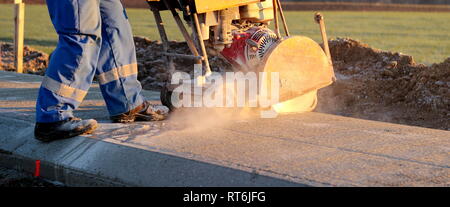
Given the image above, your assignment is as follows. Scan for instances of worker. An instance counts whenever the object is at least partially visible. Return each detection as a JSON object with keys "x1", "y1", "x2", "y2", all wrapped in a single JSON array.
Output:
[{"x1": 34, "y1": 0, "x2": 169, "y2": 142}]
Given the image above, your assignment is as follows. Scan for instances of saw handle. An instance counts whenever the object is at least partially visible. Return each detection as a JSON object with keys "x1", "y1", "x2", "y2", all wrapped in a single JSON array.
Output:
[{"x1": 314, "y1": 13, "x2": 332, "y2": 62}]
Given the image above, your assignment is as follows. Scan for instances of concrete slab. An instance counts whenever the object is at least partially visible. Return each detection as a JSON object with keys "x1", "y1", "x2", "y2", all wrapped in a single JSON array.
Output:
[{"x1": 0, "y1": 70, "x2": 449, "y2": 186}]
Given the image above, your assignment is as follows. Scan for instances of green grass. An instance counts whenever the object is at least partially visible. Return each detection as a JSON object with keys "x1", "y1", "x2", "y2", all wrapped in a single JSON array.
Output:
[{"x1": 1, "y1": 4, "x2": 449, "y2": 64}]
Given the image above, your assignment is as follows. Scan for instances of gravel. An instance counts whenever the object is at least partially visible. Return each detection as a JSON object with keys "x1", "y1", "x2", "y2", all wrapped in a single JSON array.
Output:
[
  {"x1": 0, "y1": 166, "x2": 62, "y2": 187},
  {"x1": 0, "y1": 42, "x2": 48, "y2": 75}
]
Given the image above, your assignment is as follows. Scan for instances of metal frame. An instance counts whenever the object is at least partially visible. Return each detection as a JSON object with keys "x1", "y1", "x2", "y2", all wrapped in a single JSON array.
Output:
[
  {"x1": 146, "y1": 0, "x2": 334, "y2": 110},
  {"x1": 146, "y1": 0, "x2": 336, "y2": 77},
  {"x1": 147, "y1": 0, "x2": 293, "y2": 77},
  {"x1": 148, "y1": 0, "x2": 211, "y2": 77}
]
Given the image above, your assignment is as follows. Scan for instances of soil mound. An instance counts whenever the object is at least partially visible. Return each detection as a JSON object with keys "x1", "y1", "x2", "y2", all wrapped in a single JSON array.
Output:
[
  {"x1": 317, "y1": 38, "x2": 449, "y2": 130},
  {"x1": 0, "y1": 42, "x2": 48, "y2": 75}
]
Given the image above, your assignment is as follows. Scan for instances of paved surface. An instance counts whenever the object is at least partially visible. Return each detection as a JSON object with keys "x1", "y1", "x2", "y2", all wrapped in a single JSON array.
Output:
[{"x1": 0, "y1": 71, "x2": 449, "y2": 186}]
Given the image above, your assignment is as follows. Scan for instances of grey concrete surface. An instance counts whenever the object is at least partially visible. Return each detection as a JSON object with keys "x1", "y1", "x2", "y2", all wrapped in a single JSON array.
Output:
[{"x1": 0, "y1": 70, "x2": 449, "y2": 186}]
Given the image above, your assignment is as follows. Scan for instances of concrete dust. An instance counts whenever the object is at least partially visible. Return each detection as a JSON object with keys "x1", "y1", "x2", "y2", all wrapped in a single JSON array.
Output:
[
  {"x1": 163, "y1": 108, "x2": 257, "y2": 133},
  {"x1": 0, "y1": 42, "x2": 49, "y2": 75}
]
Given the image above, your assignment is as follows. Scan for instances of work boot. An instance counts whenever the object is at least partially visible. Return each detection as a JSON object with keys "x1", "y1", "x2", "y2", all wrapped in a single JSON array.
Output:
[
  {"x1": 110, "y1": 101, "x2": 169, "y2": 123},
  {"x1": 34, "y1": 118, "x2": 98, "y2": 142}
]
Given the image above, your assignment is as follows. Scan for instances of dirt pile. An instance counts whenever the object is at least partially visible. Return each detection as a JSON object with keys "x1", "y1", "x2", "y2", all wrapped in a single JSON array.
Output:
[
  {"x1": 0, "y1": 42, "x2": 49, "y2": 75},
  {"x1": 317, "y1": 38, "x2": 449, "y2": 130}
]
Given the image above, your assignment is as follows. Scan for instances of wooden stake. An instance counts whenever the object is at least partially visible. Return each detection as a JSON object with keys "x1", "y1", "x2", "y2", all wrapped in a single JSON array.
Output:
[{"x1": 14, "y1": 0, "x2": 25, "y2": 73}]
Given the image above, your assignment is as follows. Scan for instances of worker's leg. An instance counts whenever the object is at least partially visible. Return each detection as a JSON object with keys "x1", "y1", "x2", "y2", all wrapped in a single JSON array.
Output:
[
  {"x1": 95, "y1": 0, "x2": 144, "y2": 116},
  {"x1": 96, "y1": 0, "x2": 168, "y2": 122},
  {"x1": 35, "y1": 0, "x2": 101, "y2": 141}
]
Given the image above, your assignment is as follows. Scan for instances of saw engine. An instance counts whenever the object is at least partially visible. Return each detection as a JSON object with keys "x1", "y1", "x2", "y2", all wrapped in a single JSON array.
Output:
[
  {"x1": 146, "y1": 0, "x2": 335, "y2": 113},
  {"x1": 220, "y1": 27, "x2": 279, "y2": 72}
]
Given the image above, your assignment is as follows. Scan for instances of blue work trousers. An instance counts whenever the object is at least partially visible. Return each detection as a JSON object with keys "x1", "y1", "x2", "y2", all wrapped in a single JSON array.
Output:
[{"x1": 36, "y1": 0, "x2": 144, "y2": 123}]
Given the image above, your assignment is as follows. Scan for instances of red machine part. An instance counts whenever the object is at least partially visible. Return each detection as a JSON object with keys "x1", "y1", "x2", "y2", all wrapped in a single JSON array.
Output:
[{"x1": 220, "y1": 27, "x2": 278, "y2": 71}]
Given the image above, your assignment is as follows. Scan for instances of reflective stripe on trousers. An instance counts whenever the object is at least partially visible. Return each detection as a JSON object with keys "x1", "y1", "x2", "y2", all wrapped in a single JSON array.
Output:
[
  {"x1": 97, "y1": 63, "x2": 138, "y2": 85},
  {"x1": 36, "y1": 0, "x2": 144, "y2": 123},
  {"x1": 41, "y1": 76, "x2": 88, "y2": 103}
]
